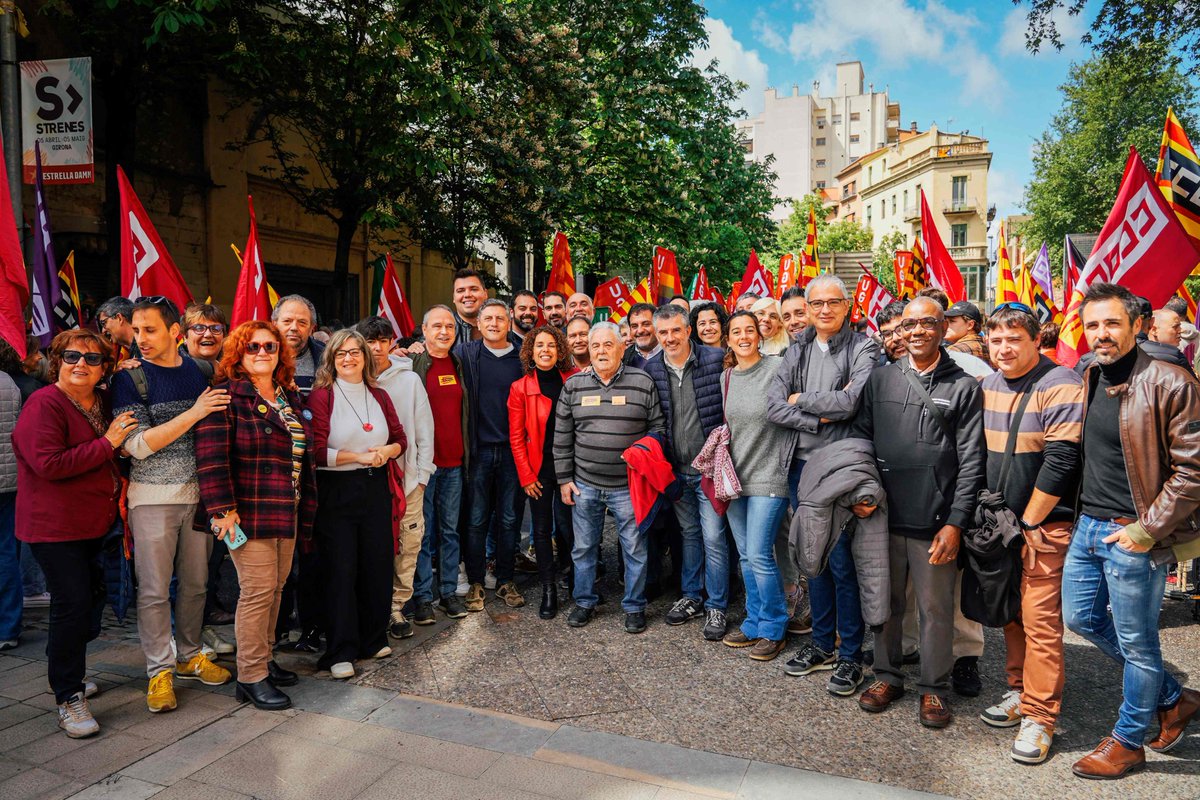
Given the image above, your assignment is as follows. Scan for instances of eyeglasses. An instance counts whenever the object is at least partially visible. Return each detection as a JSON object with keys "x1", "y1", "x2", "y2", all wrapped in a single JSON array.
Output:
[
  {"x1": 245, "y1": 341, "x2": 280, "y2": 355},
  {"x1": 188, "y1": 324, "x2": 225, "y2": 336},
  {"x1": 879, "y1": 327, "x2": 901, "y2": 340},
  {"x1": 898, "y1": 316, "x2": 942, "y2": 333},
  {"x1": 62, "y1": 350, "x2": 105, "y2": 366},
  {"x1": 334, "y1": 348, "x2": 363, "y2": 360},
  {"x1": 992, "y1": 301, "x2": 1034, "y2": 316},
  {"x1": 807, "y1": 299, "x2": 847, "y2": 310}
]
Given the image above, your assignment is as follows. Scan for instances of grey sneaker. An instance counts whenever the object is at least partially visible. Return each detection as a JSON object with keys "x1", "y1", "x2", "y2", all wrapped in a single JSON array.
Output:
[
  {"x1": 701, "y1": 609, "x2": 727, "y2": 641},
  {"x1": 58, "y1": 692, "x2": 99, "y2": 738},
  {"x1": 783, "y1": 642, "x2": 835, "y2": 676},
  {"x1": 665, "y1": 597, "x2": 704, "y2": 625},
  {"x1": 787, "y1": 587, "x2": 812, "y2": 635},
  {"x1": 827, "y1": 660, "x2": 865, "y2": 697}
]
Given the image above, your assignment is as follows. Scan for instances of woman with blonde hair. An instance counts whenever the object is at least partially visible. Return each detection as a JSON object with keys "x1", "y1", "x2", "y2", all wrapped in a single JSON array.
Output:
[
  {"x1": 751, "y1": 297, "x2": 790, "y2": 355},
  {"x1": 307, "y1": 329, "x2": 406, "y2": 681}
]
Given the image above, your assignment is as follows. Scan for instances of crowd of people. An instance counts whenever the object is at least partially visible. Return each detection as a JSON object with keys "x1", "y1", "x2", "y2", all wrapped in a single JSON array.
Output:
[{"x1": 0, "y1": 267, "x2": 1197, "y2": 783}]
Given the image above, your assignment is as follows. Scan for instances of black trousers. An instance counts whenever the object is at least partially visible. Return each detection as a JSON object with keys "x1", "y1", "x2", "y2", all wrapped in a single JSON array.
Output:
[
  {"x1": 315, "y1": 468, "x2": 393, "y2": 669},
  {"x1": 29, "y1": 538, "x2": 106, "y2": 704},
  {"x1": 530, "y1": 464, "x2": 573, "y2": 586},
  {"x1": 205, "y1": 537, "x2": 231, "y2": 615}
]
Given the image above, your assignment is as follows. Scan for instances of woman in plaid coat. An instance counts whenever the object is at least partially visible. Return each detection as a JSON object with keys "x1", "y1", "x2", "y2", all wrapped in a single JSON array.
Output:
[{"x1": 196, "y1": 321, "x2": 317, "y2": 711}]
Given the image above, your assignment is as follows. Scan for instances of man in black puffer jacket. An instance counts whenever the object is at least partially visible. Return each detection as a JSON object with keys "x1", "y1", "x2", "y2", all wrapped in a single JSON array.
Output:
[{"x1": 850, "y1": 296, "x2": 985, "y2": 730}]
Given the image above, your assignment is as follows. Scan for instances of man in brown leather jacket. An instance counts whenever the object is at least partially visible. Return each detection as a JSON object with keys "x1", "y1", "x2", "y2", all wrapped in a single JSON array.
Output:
[{"x1": 1064, "y1": 282, "x2": 1200, "y2": 780}]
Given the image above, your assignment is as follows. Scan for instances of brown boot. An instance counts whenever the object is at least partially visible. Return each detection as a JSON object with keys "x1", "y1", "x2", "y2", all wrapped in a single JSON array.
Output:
[
  {"x1": 919, "y1": 694, "x2": 951, "y2": 728},
  {"x1": 858, "y1": 680, "x2": 905, "y2": 713},
  {"x1": 748, "y1": 638, "x2": 786, "y2": 662},
  {"x1": 1071, "y1": 737, "x2": 1145, "y2": 780},
  {"x1": 1148, "y1": 687, "x2": 1200, "y2": 753}
]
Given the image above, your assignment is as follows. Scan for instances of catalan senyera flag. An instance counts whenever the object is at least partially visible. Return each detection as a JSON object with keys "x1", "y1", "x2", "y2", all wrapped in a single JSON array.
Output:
[
  {"x1": 910, "y1": 238, "x2": 930, "y2": 296},
  {"x1": 800, "y1": 208, "x2": 820, "y2": 286},
  {"x1": 1155, "y1": 107, "x2": 1200, "y2": 273},
  {"x1": 995, "y1": 224, "x2": 1019, "y2": 304},
  {"x1": 1057, "y1": 147, "x2": 1200, "y2": 367},
  {"x1": 776, "y1": 253, "x2": 798, "y2": 298},
  {"x1": 919, "y1": 189, "x2": 965, "y2": 303},
  {"x1": 596, "y1": 276, "x2": 634, "y2": 322},
  {"x1": 377, "y1": 253, "x2": 416, "y2": 338},
  {"x1": 1176, "y1": 284, "x2": 1197, "y2": 324},
  {"x1": 651, "y1": 246, "x2": 683, "y2": 303},
  {"x1": 55, "y1": 251, "x2": 81, "y2": 330},
  {"x1": 547, "y1": 231, "x2": 575, "y2": 296}
]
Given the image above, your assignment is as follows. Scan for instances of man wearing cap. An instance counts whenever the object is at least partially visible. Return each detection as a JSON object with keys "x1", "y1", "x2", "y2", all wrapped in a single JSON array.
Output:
[{"x1": 946, "y1": 301, "x2": 991, "y2": 366}]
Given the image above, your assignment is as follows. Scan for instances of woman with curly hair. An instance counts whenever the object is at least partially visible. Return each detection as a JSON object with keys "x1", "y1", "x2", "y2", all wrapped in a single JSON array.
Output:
[
  {"x1": 196, "y1": 321, "x2": 318, "y2": 711},
  {"x1": 508, "y1": 325, "x2": 579, "y2": 619},
  {"x1": 690, "y1": 301, "x2": 728, "y2": 349}
]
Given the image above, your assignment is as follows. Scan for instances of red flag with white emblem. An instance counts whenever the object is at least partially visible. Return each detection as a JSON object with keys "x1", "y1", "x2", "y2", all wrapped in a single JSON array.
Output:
[
  {"x1": 231, "y1": 196, "x2": 273, "y2": 327},
  {"x1": 118, "y1": 166, "x2": 194, "y2": 311},
  {"x1": 378, "y1": 253, "x2": 416, "y2": 338}
]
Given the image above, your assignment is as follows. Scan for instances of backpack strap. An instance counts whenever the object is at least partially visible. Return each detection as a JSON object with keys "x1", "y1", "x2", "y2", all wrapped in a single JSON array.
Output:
[
  {"x1": 127, "y1": 366, "x2": 150, "y2": 405},
  {"x1": 901, "y1": 366, "x2": 955, "y2": 443},
  {"x1": 996, "y1": 360, "x2": 1058, "y2": 495}
]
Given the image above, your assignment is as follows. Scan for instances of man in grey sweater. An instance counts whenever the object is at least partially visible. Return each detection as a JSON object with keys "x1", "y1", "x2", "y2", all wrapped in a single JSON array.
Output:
[
  {"x1": 766, "y1": 275, "x2": 880, "y2": 697},
  {"x1": 555, "y1": 323, "x2": 665, "y2": 634}
]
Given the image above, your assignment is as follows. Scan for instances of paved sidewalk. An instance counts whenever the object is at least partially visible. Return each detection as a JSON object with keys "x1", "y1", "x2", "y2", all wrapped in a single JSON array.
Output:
[{"x1": 0, "y1": 631, "x2": 943, "y2": 800}]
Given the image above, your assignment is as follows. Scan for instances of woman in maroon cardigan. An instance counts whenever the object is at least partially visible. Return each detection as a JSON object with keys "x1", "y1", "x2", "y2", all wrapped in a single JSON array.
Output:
[
  {"x1": 196, "y1": 321, "x2": 317, "y2": 711},
  {"x1": 14, "y1": 330, "x2": 137, "y2": 738},
  {"x1": 307, "y1": 329, "x2": 405, "y2": 681}
]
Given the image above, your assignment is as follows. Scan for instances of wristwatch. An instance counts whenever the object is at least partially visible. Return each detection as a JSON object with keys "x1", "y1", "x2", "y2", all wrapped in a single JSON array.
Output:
[{"x1": 1018, "y1": 518, "x2": 1040, "y2": 531}]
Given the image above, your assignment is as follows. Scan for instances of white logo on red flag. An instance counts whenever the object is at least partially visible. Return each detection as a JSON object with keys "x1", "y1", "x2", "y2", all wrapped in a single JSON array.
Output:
[{"x1": 1087, "y1": 183, "x2": 1169, "y2": 284}]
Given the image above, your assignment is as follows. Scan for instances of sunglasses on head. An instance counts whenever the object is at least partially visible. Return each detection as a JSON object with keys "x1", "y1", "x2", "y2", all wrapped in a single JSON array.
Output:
[
  {"x1": 136, "y1": 295, "x2": 179, "y2": 314},
  {"x1": 992, "y1": 301, "x2": 1034, "y2": 316},
  {"x1": 245, "y1": 341, "x2": 280, "y2": 355},
  {"x1": 62, "y1": 350, "x2": 105, "y2": 367}
]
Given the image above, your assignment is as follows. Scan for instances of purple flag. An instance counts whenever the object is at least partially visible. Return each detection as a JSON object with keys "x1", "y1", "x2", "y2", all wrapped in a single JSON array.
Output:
[
  {"x1": 31, "y1": 142, "x2": 63, "y2": 348},
  {"x1": 1031, "y1": 242, "x2": 1054, "y2": 302}
]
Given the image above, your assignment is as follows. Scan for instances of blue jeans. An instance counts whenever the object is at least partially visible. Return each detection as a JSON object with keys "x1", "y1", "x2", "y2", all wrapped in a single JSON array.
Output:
[
  {"x1": 727, "y1": 495, "x2": 789, "y2": 640},
  {"x1": 0, "y1": 493, "x2": 20, "y2": 641},
  {"x1": 1063, "y1": 514, "x2": 1183, "y2": 748},
  {"x1": 675, "y1": 473, "x2": 729, "y2": 610},
  {"x1": 465, "y1": 445, "x2": 520, "y2": 585},
  {"x1": 415, "y1": 465, "x2": 464, "y2": 604},
  {"x1": 571, "y1": 481, "x2": 647, "y2": 613},
  {"x1": 809, "y1": 532, "x2": 865, "y2": 662}
]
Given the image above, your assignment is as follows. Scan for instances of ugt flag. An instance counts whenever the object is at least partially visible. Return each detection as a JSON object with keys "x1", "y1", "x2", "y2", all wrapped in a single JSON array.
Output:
[{"x1": 118, "y1": 166, "x2": 194, "y2": 311}]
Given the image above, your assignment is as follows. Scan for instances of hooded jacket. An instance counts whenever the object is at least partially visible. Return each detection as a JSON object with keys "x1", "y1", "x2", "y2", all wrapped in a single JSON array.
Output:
[
  {"x1": 376, "y1": 354, "x2": 436, "y2": 495},
  {"x1": 850, "y1": 348, "x2": 985, "y2": 538},
  {"x1": 789, "y1": 438, "x2": 890, "y2": 626}
]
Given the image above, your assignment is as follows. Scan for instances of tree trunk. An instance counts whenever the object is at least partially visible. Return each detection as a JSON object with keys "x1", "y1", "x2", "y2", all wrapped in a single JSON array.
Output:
[{"x1": 331, "y1": 216, "x2": 358, "y2": 322}]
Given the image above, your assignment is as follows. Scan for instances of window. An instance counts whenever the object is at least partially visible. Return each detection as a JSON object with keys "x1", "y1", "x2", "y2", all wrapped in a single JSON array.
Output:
[
  {"x1": 849, "y1": 134, "x2": 860, "y2": 143},
  {"x1": 903, "y1": 189, "x2": 908, "y2": 208},
  {"x1": 816, "y1": 159, "x2": 826, "y2": 167},
  {"x1": 815, "y1": 137, "x2": 826, "y2": 146},
  {"x1": 952, "y1": 175, "x2": 967, "y2": 204},
  {"x1": 964, "y1": 264, "x2": 985, "y2": 303},
  {"x1": 832, "y1": 115, "x2": 842, "y2": 124},
  {"x1": 742, "y1": 139, "x2": 753, "y2": 154},
  {"x1": 868, "y1": 166, "x2": 873, "y2": 184},
  {"x1": 880, "y1": 200, "x2": 886, "y2": 219},
  {"x1": 891, "y1": 195, "x2": 897, "y2": 215},
  {"x1": 866, "y1": 206, "x2": 872, "y2": 225},
  {"x1": 951, "y1": 223, "x2": 968, "y2": 247},
  {"x1": 816, "y1": 181, "x2": 826, "y2": 189},
  {"x1": 816, "y1": 119, "x2": 826, "y2": 129},
  {"x1": 850, "y1": 112, "x2": 861, "y2": 121}
]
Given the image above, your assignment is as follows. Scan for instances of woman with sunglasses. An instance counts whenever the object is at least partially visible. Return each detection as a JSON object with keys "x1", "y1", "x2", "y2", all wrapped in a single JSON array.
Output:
[
  {"x1": 13, "y1": 330, "x2": 137, "y2": 737},
  {"x1": 307, "y1": 330, "x2": 405, "y2": 680},
  {"x1": 196, "y1": 321, "x2": 318, "y2": 711}
]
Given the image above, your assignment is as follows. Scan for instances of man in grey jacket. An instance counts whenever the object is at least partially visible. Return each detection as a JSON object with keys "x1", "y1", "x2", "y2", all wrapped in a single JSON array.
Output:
[
  {"x1": 357, "y1": 316, "x2": 436, "y2": 640},
  {"x1": 767, "y1": 274, "x2": 880, "y2": 697}
]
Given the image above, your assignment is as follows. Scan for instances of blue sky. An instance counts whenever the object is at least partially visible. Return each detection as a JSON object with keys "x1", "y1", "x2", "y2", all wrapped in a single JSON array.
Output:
[{"x1": 693, "y1": 0, "x2": 1097, "y2": 219}]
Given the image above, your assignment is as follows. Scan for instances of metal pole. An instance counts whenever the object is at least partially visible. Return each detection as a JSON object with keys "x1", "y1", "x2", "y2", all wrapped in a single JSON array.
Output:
[{"x1": 0, "y1": 6, "x2": 26, "y2": 252}]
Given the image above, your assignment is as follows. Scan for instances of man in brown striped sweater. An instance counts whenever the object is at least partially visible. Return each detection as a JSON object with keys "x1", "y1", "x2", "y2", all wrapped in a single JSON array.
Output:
[{"x1": 977, "y1": 302, "x2": 1083, "y2": 765}]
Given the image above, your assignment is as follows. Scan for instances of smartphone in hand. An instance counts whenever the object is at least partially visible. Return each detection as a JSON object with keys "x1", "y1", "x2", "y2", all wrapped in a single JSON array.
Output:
[{"x1": 212, "y1": 518, "x2": 248, "y2": 550}]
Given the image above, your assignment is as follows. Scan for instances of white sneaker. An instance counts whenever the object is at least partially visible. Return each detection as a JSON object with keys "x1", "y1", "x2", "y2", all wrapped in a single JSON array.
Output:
[
  {"x1": 372, "y1": 646, "x2": 392, "y2": 659},
  {"x1": 52, "y1": 681, "x2": 98, "y2": 698},
  {"x1": 980, "y1": 689, "x2": 1022, "y2": 728},
  {"x1": 484, "y1": 569, "x2": 498, "y2": 591},
  {"x1": 57, "y1": 693, "x2": 99, "y2": 739},
  {"x1": 202, "y1": 626, "x2": 236, "y2": 655},
  {"x1": 23, "y1": 592, "x2": 50, "y2": 608},
  {"x1": 1011, "y1": 718, "x2": 1053, "y2": 764},
  {"x1": 330, "y1": 661, "x2": 355, "y2": 680},
  {"x1": 455, "y1": 564, "x2": 469, "y2": 597}
]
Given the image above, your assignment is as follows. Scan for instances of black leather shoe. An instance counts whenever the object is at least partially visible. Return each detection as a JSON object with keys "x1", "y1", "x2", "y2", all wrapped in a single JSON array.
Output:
[
  {"x1": 235, "y1": 679, "x2": 291, "y2": 710},
  {"x1": 624, "y1": 611, "x2": 647, "y2": 634},
  {"x1": 952, "y1": 656, "x2": 982, "y2": 697},
  {"x1": 267, "y1": 660, "x2": 298, "y2": 687},
  {"x1": 539, "y1": 584, "x2": 559, "y2": 620},
  {"x1": 567, "y1": 606, "x2": 594, "y2": 627}
]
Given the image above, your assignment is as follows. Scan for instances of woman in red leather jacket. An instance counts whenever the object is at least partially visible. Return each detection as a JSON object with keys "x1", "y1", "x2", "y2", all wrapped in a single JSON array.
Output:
[{"x1": 508, "y1": 325, "x2": 578, "y2": 619}]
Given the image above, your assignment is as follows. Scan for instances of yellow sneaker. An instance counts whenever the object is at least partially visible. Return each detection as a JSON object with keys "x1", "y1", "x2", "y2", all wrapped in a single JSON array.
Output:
[
  {"x1": 147, "y1": 669, "x2": 177, "y2": 713},
  {"x1": 176, "y1": 652, "x2": 232, "y2": 686}
]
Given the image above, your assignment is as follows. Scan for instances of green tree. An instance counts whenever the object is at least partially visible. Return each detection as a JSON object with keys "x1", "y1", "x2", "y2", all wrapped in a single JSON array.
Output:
[
  {"x1": 872, "y1": 230, "x2": 908, "y2": 296},
  {"x1": 821, "y1": 219, "x2": 874, "y2": 252},
  {"x1": 772, "y1": 193, "x2": 869, "y2": 261},
  {"x1": 1019, "y1": 1, "x2": 1200, "y2": 74},
  {"x1": 1022, "y1": 43, "x2": 1198, "y2": 269}
]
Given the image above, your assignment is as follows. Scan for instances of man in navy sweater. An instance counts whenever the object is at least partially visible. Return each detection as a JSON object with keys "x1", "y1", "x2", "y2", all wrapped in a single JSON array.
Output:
[{"x1": 459, "y1": 300, "x2": 525, "y2": 611}]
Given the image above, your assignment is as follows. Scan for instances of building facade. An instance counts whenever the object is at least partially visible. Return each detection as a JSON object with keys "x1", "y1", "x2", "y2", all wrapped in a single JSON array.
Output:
[{"x1": 736, "y1": 62, "x2": 900, "y2": 221}]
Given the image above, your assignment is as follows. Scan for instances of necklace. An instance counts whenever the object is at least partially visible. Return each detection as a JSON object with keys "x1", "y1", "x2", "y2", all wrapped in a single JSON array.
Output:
[{"x1": 335, "y1": 380, "x2": 373, "y2": 432}]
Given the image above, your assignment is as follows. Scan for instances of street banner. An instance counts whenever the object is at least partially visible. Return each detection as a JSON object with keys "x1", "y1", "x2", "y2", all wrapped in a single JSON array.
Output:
[
  {"x1": 919, "y1": 190, "x2": 965, "y2": 302},
  {"x1": 231, "y1": 196, "x2": 272, "y2": 326},
  {"x1": 740, "y1": 249, "x2": 773, "y2": 299},
  {"x1": 0, "y1": 129, "x2": 29, "y2": 358},
  {"x1": 1154, "y1": 107, "x2": 1200, "y2": 272},
  {"x1": 1057, "y1": 148, "x2": 1200, "y2": 366},
  {"x1": 651, "y1": 246, "x2": 682, "y2": 303},
  {"x1": 595, "y1": 276, "x2": 633, "y2": 322},
  {"x1": 30, "y1": 142, "x2": 63, "y2": 347},
  {"x1": 547, "y1": 231, "x2": 575, "y2": 295},
  {"x1": 377, "y1": 253, "x2": 416, "y2": 338},
  {"x1": 118, "y1": 166, "x2": 194, "y2": 311},
  {"x1": 20, "y1": 57, "x2": 93, "y2": 184}
]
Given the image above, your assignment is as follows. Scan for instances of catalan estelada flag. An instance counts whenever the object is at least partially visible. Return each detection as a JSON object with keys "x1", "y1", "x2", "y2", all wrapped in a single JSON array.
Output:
[{"x1": 1155, "y1": 107, "x2": 1200, "y2": 273}]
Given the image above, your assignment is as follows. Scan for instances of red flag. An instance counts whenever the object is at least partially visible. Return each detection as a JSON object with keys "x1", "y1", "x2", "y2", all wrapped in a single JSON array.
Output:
[
  {"x1": 118, "y1": 166, "x2": 194, "y2": 311},
  {"x1": 852, "y1": 272, "x2": 896, "y2": 334},
  {"x1": 651, "y1": 246, "x2": 683, "y2": 303},
  {"x1": 1057, "y1": 148, "x2": 1200, "y2": 366},
  {"x1": 691, "y1": 265, "x2": 721, "y2": 302},
  {"x1": 547, "y1": 231, "x2": 575, "y2": 295},
  {"x1": 727, "y1": 281, "x2": 743, "y2": 312},
  {"x1": 0, "y1": 130, "x2": 29, "y2": 358},
  {"x1": 740, "y1": 249, "x2": 774, "y2": 298},
  {"x1": 1063, "y1": 234, "x2": 1085, "y2": 302},
  {"x1": 777, "y1": 254, "x2": 798, "y2": 298},
  {"x1": 595, "y1": 276, "x2": 632, "y2": 315},
  {"x1": 919, "y1": 190, "x2": 965, "y2": 303},
  {"x1": 378, "y1": 253, "x2": 416, "y2": 338},
  {"x1": 231, "y1": 196, "x2": 273, "y2": 327}
]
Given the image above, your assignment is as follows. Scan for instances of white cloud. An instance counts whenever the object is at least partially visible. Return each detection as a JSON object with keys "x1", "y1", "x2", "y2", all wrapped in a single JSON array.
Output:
[
  {"x1": 693, "y1": 17, "x2": 771, "y2": 116},
  {"x1": 999, "y1": 5, "x2": 1086, "y2": 58},
  {"x1": 752, "y1": 11, "x2": 787, "y2": 54},
  {"x1": 989, "y1": 168, "x2": 1026, "y2": 216}
]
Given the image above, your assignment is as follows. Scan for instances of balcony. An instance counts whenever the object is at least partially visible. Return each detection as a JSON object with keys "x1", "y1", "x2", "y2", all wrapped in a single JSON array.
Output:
[
  {"x1": 903, "y1": 204, "x2": 920, "y2": 222},
  {"x1": 948, "y1": 245, "x2": 987, "y2": 262},
  {"x1": 943, "y1": 197, "x2": 978, "y2": 214}
]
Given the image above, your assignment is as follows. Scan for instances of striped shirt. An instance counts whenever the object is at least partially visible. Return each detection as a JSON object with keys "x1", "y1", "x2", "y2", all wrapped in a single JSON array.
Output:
[
  {"x1": 980, "y1": 356, "x2": 1083, "y2": 523},
  {"x1": 553, "y1": 365, "x2": 665, "y2": 489},
  {"x1": 273, "y1": 388, "x2": 307, "y2": 495}
]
